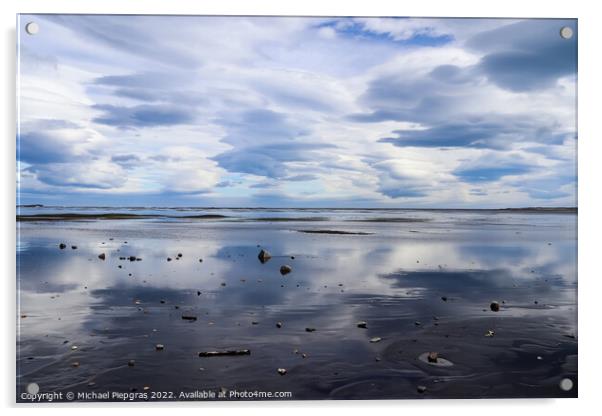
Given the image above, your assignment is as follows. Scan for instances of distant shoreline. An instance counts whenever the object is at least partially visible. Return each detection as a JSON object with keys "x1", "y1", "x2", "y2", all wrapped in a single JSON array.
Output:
[{"x1": 16, "y1": 205, "x2": 577, "y2": 213}]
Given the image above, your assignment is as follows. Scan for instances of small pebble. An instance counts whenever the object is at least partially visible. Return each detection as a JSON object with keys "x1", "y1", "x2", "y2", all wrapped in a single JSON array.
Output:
[
  {"x1": 276, "y1": 322, "x2": 283, "y2": 328},
  {"x1": 417, "y1": 385, "x2": 427, "y2": 394},
  {"x1": 277, "y1": 368, "x2": 287, "y2": 376},
  {"x1": 155, "y1": 344, "x2": 164, "y2": 351},
  {"x1": 370, "y1": 337, "x2": 382, "y2": 343},
  {"x1": 490, "y1": 301, "x2": 500, "y2": 312}
]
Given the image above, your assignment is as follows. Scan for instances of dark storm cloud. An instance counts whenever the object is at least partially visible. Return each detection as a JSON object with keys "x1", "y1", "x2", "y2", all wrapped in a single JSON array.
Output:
[
  {"x1": 378, "y1": 117, "x2": 569, "y2": 149},
  {"x1": 453, "y1": 165, "x2": 532, "y2": 183},
  {"x1": 92, "y1": 104, "x2": 195, "y2": 128},
  {"x1": 213, "y1": 142, "x2": 333, "y2": 179},
  {"x1": 18, "y1": 132, "x2": 78, "y2": 164},
  {"x1": 285, "y1": 174, "x2": 319, "y2": 181},
  {"x1": 467, "y1": 19, "x2": 577, "y2": 92},
  {"x1": 212, "y1": 109, "x2": 334, "y2": 179}
]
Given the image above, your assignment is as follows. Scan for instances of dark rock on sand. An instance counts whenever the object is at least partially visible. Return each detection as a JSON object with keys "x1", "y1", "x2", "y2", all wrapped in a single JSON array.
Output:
[
  {"x1": 370, "y1": 337, "x2": 382, "y2": 343},
  {"x1": 167, "y1": 257, "x2": 172, "y2": 262},
  {"x1": 490, "y1": 301, "x2": 500, "y2": 312},
  {"x1": 155, "y1": 344, "x2": 164, "y2": 351},
  {"x1": 59, "y1": 243, "x2": 66, "y2": 249},
  {"x1": 177, "y1": 253, "x2": 182, "y2": 258},
  {"x1": 181, "y1": 315, "x2": 197, "y2": 321},
  {"x1": 417, "y1": 385, "x2": 427, "y2": 394},
  {"x1": 128, "y1": 256, "x2": 136, "y2": 261},
  {"x1": 305, "y1": 327, "x2": 316, "y2": 332},
  {"x1": 98, "y1": 253, "x2": 106, "y2": 260},
  {"x1": 276, "y1": 322, "x2": 283, "y2": 328},
  {"x1": 198, "y1": 350, "x2": 250, "y2": 357},
  {"x1": 128, "y1": 360, "x2": 135, "y2": 367},
  {"x1": 277, "y1": 368, "x2": 287, "y2": 376},
  {"x1": 280, "y1": 265, "x2": 292, "y2": 275},
  {"x1": 71, "y1": 245, "x2": 77, "y2": 250},
  {"x1": 427, "y1": 352, "x2": 438, "y2": 363},
  {"x1": 441, "y1": 296, "x2": 448, "y2": 302},
  {"x1": 357, "y1": 321, "x2": 367, "y2": 328},
  {"x1": 258, "y1": 249, "x2": 271, "y2": 263}
]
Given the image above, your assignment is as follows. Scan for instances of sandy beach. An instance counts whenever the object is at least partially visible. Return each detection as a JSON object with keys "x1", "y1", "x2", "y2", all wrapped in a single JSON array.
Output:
[{"x1": 16, "y1": 208, "x2": 577, "y2": 401}]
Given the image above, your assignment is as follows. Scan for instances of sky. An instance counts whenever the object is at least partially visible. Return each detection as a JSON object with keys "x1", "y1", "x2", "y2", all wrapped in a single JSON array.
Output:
[{"x1": 17, "y1": 16, "x2": 577, "y2": 208}]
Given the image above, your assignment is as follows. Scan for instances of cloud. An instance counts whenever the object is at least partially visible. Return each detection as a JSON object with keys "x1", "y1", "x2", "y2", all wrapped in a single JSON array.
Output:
[
  {"x1": 110, "y1": 154, "x2": 141, "y2": 167},
  {"x1": 467, "y1": 19, "x2": 577, "y2": 92},
  {"x1": 92, "y1": 104, "x2": 195, "y2": 129},
  {"x1": 28, "y1": 161, "x2": 126, "y2": 189},
  {"x1": 379, "y1": 116, "x2": 569, "y2": 149},
  {"x1": 211, "y1": 109, "x2": 335, "y2": 179},
  {"x1": 213, "y1": 142, "x2": 333, "y2": 179},
  {"x1": 17, "y1": 15, "x2": 576, "y2": 207}
]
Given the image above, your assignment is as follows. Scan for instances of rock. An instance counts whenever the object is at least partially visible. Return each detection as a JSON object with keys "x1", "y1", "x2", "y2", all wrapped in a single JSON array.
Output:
[
  {"x1": 128, "y1": 360, "x2": 135, "y2": 367},
  {"x1": 276, "y1": 322, "x2": 283, "y2": 328},
  {"x1": 71, "y1": 245, "x2": 77, "y2": 250},
  {"x1": 167, "y1": 257, "x2": 172, "y2": 262},
  {"x1": 198, "y1": 349, "x2": 251, "y2": 357},
  {"x1": 118, "y1": 265, "x2": 122, "y2": 268},
  {"x1": 199, "y1": 259, "x2": 203, "y2": 262},
  {"x1": 305, "y1": 327, "x2": 316, "y2": 332},
  {"x1": 490, "y1": 301, "x2": 500, "y2": 312},
  {"x1": 417, "y1": 385, "x2": 427, "y2": 394},
  {"x1": 277, "y1": 368, "x2": 287, "y2": 376},
  {"x1": 418, "y1": 352, "x2": 454, "y2": 367},
  {"x1": 251, "y1": 321, "x2": 259, "y2": 325},
  {"x1": 197, "y1": 291, "x2": 201, "y2": 296},
  {"x1": 160, "y1": 300, "x2": 165, "y2": 304},
  {"x1": 301, "y1": 353, "x2": 307, "y2": 359},
  {"x1": 485, "y1": 330, "x2": 495, "y2": 337},
  {"x1": 129, "y1": 256, "x2": 136, "y2": 261},
  {"x1": 98, "y1": 253, "x2": 106, "y2": 260},
  {"x1": 258, "y1": 249, "x2": 272, "y2": 263},
  {"x1": 119, "y1": 257, "x2": 126, "y2": 260},
  {"x1": 182, "y1": 315, "x2": 197, "y2": 321},
  {"x1": 441, "y1": 296, "x2": 448, "y2": 301},
  {"x1": 414, "y1": 321, "x2": 421, "y2": 326},
  {"x1": 280, "y1": 265, "x2": 292, "y2": 275},
  {"x1": 155, "y1": 344, "x2": 164, "y2": 351},
  {"x1": 220, "y1": 282, "x2": 226, "y2": 287},
  {"x1": 177, "y1": 253, "x2": 182, "y2": 258},
  {"x1": 71, "y1": 361, "x2": 80, "y2": 367},
  {"x1": 71, "y1": 345, "x2": 78, "y2": 350},
  {"x1": 357, "y1": 321, "x2": 367, "y2": 328},
  {"x1": 59, "y1": 243, "x2": 67, "y2": 249},
  {"x1": 370, "y1": 337, "x2": 382, "y2": 343}
]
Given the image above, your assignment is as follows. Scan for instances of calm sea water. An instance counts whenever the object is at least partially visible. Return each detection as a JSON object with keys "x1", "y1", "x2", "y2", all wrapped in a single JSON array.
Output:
[{"x1": 16, "y1": 208, "x2": 577, "y2": 401}]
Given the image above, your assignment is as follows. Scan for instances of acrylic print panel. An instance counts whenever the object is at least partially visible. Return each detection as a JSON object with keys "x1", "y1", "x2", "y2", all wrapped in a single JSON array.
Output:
[{"x1": 16, "y1": 15, "x2": 577, "y2": 402}]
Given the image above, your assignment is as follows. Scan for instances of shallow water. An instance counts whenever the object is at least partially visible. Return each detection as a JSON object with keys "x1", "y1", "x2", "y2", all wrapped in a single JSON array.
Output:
[{"x1": 16, "y1": 209, "x2": 577, "y2": 401}]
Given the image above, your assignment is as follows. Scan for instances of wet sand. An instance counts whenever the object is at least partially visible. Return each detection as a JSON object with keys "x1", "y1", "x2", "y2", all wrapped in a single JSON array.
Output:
[{"x1": 16, "y1": 209, "x2": 577, "y2": 401}]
